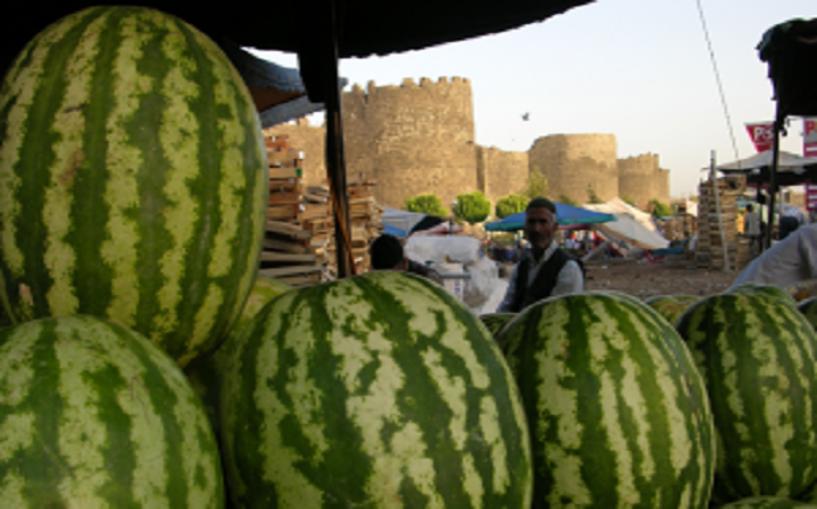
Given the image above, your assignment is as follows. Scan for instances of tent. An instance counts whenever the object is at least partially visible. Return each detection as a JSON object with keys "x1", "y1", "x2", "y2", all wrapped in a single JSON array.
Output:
[
  {"x1": 484, "y1": 203, "x2": 614, "y2": 232},
  {"x1": 715, "y1": 150, "x2": 817, "y2": 186},
  {"x1": 583, "y1": 199, "x2": 669, "y2": 250}
]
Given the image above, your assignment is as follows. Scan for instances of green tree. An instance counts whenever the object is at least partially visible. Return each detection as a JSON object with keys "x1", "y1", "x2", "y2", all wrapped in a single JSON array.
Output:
[
  {"x1": 559, "y1": 194, "x2": 577, "y2": 206},
  {"x1": 587, "y1": 186, "x2": 603, "y2": 204},
  {"x1": 649, "y1": 198, "x2": 673, "y2": 217},
  {"x1": 405, "y1": 193, "x2": 448, "y2": 217},
  {"x1": 495, "y1": 194, "x2": 528, "y2": 218},
  {"x1": 622, "y1": 196, "x2": 637, "y2": 207},
  {"x1": 525, "y1": 171, "x2": 549, "y2": 199},
  {"x1": 453, "y1": 191, "x2": 491, "y2": 224}
]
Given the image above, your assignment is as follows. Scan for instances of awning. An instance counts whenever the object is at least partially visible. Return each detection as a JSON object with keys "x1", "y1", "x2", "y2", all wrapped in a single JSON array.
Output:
[
  {"x1": 715, "y1": 150, "x2": 817, "y2": 186},
  {"x1": 485, "y1": 203, "x2": 615, "y2": 232}
]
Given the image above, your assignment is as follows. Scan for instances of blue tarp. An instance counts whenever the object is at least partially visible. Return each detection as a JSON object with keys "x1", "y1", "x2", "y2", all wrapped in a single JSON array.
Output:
[{"x1": 485, "y1": 203, "x2": 615, "y2": 232}]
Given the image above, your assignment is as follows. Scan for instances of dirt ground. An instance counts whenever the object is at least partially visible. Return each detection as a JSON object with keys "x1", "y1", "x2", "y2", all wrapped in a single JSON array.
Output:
[{"x1": 582, "y1": 255, "x2": 736, "y2": 299}]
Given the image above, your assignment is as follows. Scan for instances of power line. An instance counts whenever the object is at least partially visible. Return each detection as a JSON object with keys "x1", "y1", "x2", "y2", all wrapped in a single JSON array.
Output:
[{"x1": 695, "y1": 0, "x2": 740, "y2": 164}]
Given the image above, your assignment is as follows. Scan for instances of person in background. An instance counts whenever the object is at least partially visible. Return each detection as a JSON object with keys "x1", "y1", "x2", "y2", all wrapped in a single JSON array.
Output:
[
  {"x1": 729, "y1": 223, "x2": 817, "y2": 291},
  {"x1": 369, "y1": 233, "x2": 442, "y2": 284},
  {"x1": 497, "y1": 197, "x2": 584, "y2": 312},
  {"x1": 743, "y1": 204, "x2": 762, "y2": 256}
]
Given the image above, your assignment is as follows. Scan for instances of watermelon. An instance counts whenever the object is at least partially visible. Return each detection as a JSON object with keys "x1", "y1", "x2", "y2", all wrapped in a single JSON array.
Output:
[
  {"x1": 185, "y1": 275, "x2": 291, "y2": 431},
  {"x1": 677, "y1": 292, "x2": 817, "y2": 502},
  {"x1": 645, "y1": 294, "x2": 700, "y2": 325},
  {"x1": 718, "y1": 496, "x2": 817, "y2": 509},
  {"x1": 497, "y1": 291, "x2": 715, "y2": 507},
  {"x1": 0, "y1": 315, "x2": 224, "y2": 507},
  {"x1": 479, "y1": 312, "x2": 515, "y2": 337},
  {"x1": 798, "y1": 297, "x2": 817, "y2": 332},
  {"x1": 0, "y1": 6, "x2": 267, "y2": 366},
  {"x1": 217, "y1": 271, "x2": 532, "y2": 507},
  {"x1": 729, "y1": 284, "x2": 795, "y2": 304}
]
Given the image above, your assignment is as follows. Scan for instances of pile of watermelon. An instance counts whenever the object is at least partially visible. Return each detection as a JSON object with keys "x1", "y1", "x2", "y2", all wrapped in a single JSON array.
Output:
[{"x1": 5, "y1": 6, "x2": 817, "y2": 509}]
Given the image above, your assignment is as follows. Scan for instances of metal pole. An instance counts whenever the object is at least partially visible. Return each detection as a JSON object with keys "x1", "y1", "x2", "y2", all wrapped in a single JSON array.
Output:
[{"x1": 766, "y1": 110, "x2": 783, "y2": 250}]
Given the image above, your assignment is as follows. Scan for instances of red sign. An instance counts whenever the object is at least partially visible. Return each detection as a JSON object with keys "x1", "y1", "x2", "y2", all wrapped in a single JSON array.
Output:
[
  {"x1": 745, "y1": 122, "x2": 775, "y2": 153},
  {"x1": 806, "y1": 184, "x2": 817, "y2": 212},
  {"x1": 805, "y1": 118, "x2": 817, "y2": 158}
]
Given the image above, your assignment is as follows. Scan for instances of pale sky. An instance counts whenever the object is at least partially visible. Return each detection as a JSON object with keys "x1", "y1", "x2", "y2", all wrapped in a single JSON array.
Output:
[{"x1": 253, "y1": 0, "x2": 815, "y2": 198}]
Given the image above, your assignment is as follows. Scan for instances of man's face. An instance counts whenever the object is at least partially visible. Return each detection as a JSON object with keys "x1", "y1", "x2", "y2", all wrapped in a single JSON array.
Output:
[{"x1": 525, "y1": 207, "x2": 558, "y2": 250}]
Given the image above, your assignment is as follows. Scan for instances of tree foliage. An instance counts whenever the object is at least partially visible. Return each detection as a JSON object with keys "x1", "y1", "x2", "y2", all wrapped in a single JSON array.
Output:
[
  {"x1": 649, "y1": 199, "x2": 673, "y2": 217},
  {"x1": 453, "y1": 191, "x2": 491, "y2": 224},
  {"x1": 525, "y1": 171, "x2": 549, "y2": 199},
  {"x1": 586, "y1": 186, "x2": 603, "y2": 204},
  {"x1": 495, "y1": 194, "x2": 528, "y2": 219},
  {"x1": 405, "y1": 193, "x2": 448, "y2": 217}
]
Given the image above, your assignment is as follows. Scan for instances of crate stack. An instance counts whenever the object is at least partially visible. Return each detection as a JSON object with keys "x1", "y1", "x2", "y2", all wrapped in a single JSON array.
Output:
[
  {"x1": 695, "y1": 176, "x2": 751, "y2": 270},
  {"x1": 657, "y1": 214, "x2": 698, "y2": 242},
  {"x1": 300, "y1": 179, "x2": 382, "y2": 276},
  {"x1": 259, "y1": 135, "x2": 323, "y2": 287}
]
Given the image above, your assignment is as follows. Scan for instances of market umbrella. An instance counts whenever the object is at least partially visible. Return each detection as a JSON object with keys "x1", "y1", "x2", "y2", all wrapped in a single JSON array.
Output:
[
  {"x1": 485, "y1": 203, "x2": 615, "y2": 232},
  {"x1": 3, "y1": 0, "x2": 596, "y2": 276}
]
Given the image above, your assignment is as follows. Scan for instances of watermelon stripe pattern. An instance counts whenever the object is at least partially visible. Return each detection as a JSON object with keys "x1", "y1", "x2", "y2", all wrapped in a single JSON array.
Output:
[
  {"x1": 499, "y1": 292, "x2": 715, "y2": 507},
  {"x1": 677, "y1": 293, "x2": 817, "y2": 502},
  {"x1": 218, "y1": 272, "x2": 532, "y2": 507},
  {"x1": 0, "y1": 315, "x2": 224, "y2": 507},
  {"x1": 0, "y1": 6, "x2": 267, "y2": 365}
]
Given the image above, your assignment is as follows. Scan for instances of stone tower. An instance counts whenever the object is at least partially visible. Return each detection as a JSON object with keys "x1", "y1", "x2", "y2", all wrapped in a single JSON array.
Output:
[
  {"x1": 528, "y1": 134, "x2": 618, "y2": 204},
  {"x1": 342, "y1": 77, "x2": 477, "y2": 209}
]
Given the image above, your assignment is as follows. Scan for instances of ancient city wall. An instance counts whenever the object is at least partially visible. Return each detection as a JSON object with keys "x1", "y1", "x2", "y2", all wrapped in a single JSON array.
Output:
[
  {"x1": 264, "y1": 119, "x2": 326, "y2": 185},
  {"x1": 618, "y1": 153, "x2": 659, "y2": 209},
  {"x1": 266, "y1": 79, "x2": 674, "y2": 212},
  {"x1": 342, "y1": 77, "x2": 477, "y2": 208},
  {"x1": 656, "y1": 168, "x2": 670, "y2": 204},
  {"x1": 528, "y1": 134, "x2": 618, "y2": 204},
  {"x1": 476, "y1": 146, "x2": 529, "y2": 202}
]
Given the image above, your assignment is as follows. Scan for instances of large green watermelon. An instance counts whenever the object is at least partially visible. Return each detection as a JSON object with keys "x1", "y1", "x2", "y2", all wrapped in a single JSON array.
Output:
[
  {"x1": 645, "y1": 294, "x2": 700, "y2": 325},
  {"x1": 0, "y1": 6, "x2": 267, "y2": 366},
  {"x1": 479, "y1": 312, "x2": 515, "y2": 337},
  {"x1": 497, "y1": 291, "x2": 715, "y2": 508},
  {"x1": 797, "y1": 297, "x2": 817, "y2": 332},
  {"x1": 185, "y1": 275, "x2": 291, "y2": 431},
  {"x1": 217, "y1": 271, "x2": 532, "y2": 507},
  {"x1": 0, "y1": 315, "x2": 224, "y2": 507},
  {"x1": 728, "y1": 284, "x2": 796, "y2": 304},
  {"x1": 677, "y1": 292, "x2": 817, "y2": 502},
  {"x1": 718, "y1": 496, "x2": 817, "y2": 509}
]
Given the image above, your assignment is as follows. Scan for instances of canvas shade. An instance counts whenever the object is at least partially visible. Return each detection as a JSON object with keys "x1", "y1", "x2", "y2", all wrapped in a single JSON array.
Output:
[{"x1": 485, "y1": 203, "x2": 615, "y2": 232}]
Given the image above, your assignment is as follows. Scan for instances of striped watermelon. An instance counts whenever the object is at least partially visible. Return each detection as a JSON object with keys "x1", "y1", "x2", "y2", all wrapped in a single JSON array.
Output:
[
  {"x1": 0, "y1": 6, "x2": 267, "y2": 366},
  {"x1": 677, "y1": 292, "x2": 817, "y2": 502},
  {"x1": 798, "y1": 297, "x2": 817, "y2": 332},
  {"x1": 497, "y1": 291, "x2": 715, "y2": 507},
  {"x1": 718, "y1": 496, "x2": 817, "y2": 509},
  {"x1": 0, "y1": 315, "x2": 224, "y2": 507},
  {"x1": 479, "y1": 312, "x2": 515, "y2": 337},
  {"x1": 729, "y1": 284, "x2": 795, "y2": 304},
  {"x1": 645, "y1": 294, "x2": 700, "y2": 325},
  {"x1": 217, "y1": 271, "x2": 532, "y2": 507},
  {"x1": 185, "y1": 275, "x2": 291, "y2": 431}
]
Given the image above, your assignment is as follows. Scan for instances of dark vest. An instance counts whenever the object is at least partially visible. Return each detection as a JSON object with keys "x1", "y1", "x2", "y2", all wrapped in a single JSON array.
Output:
[{"x1": 509, "y1": 249, "x2": 571, "y2": 312}]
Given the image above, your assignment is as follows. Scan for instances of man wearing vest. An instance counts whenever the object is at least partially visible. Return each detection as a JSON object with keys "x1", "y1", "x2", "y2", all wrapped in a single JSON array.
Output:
[{"x1": 497, "y1": 197, "x2": 584, "y2": 312}]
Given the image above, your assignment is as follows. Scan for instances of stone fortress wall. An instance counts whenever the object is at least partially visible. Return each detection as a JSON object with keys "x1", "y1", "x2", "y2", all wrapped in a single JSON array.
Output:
[{"x1": 266, "y1": 77, "x2": 671, "y2": 210}]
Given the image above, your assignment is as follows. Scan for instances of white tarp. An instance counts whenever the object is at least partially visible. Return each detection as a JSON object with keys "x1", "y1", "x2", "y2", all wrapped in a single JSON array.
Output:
[{"x1": 584, "y1": 199, "x2": 669, "y2": 250}]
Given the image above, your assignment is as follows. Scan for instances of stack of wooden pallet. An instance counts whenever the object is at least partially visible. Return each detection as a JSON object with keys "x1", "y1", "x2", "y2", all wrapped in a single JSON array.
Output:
[
  {"x1": 301, "y1": 180, "x2": 382, "y2": 276},
  {"x1": 259, "y1": 135, "x2": 323, "y2": 287},
  {"x1": 657, "y1": 214, "x2": 697, "y2": 242},
  {"x1": 695, "y1": 176, "x2": 751, "y2": 271}
]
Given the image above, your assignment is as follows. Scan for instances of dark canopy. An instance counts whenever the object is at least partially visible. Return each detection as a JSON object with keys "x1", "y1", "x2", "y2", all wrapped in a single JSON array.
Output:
[
  {"x1": 758, "y1": 17, "x2": 817, "y2": 119},
  {"x1": 3, "y1": 1, "x2": 593, "y2": 99}
]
